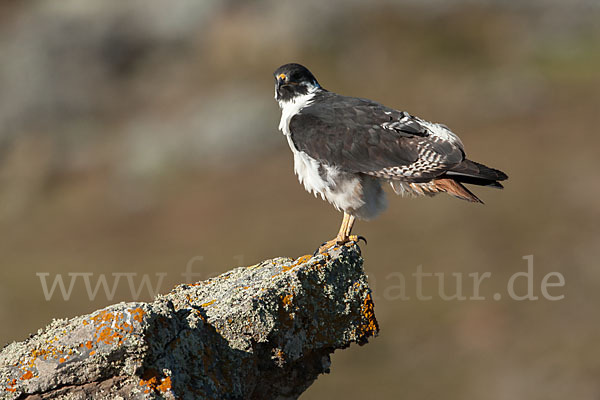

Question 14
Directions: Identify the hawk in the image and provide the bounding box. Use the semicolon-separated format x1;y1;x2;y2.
274;63;507;251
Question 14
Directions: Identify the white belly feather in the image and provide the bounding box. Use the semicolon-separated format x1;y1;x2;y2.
292;148;365;213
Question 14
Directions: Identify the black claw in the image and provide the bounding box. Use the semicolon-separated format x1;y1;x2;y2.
355;235;367;245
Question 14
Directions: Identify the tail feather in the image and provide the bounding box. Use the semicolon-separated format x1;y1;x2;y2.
447;159;508;182
390;159;506;203
449;175;505;189
433;178;483;203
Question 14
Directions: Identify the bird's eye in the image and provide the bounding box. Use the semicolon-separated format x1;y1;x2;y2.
277;73;287;82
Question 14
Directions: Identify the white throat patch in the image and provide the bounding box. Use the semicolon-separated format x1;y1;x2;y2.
277;89;317;136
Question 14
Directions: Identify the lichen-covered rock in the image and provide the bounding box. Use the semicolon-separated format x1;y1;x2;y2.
0;243;377;399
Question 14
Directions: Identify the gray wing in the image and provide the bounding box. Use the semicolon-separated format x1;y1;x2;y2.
289;93;465;182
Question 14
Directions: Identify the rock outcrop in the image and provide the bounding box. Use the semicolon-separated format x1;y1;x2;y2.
0;243;377;399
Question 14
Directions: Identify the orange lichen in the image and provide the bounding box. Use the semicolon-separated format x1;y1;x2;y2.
20;370;33;380
139;369;172;394
5;378;17;392
278;294;296;328
201;300;215;307
357;293;379;340
96;327;122;345
271;348;286;366
129;308;145;323
89;310;114;325
79;307;146;353
139;368;159;391
281;294;293;307
283;254;312;272
193;309;206;322
11;338;86;385
157;376;172;392
25;346;65;368
121;322;131;331
139;376;157;394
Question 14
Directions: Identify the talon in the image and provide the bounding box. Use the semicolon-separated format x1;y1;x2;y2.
349;235;367;245
314;239;338;256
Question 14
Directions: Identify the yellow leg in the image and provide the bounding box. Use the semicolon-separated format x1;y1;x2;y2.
317;213;362;254
335;212;356;242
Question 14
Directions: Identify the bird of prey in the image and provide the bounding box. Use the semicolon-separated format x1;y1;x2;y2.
274;63;507;251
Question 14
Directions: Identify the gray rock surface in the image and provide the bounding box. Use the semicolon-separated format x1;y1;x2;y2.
0;243;378;399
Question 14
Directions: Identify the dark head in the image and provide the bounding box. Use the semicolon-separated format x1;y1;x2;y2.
274;63;321;103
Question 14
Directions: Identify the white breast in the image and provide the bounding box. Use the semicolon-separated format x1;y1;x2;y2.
278;90;325;194
277;92;316;136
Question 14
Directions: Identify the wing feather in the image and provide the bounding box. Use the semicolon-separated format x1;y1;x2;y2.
289;92;464;181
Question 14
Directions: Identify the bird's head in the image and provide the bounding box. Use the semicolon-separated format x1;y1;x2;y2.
274;63;321;104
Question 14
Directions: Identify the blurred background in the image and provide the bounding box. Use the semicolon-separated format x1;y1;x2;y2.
1;0;599;398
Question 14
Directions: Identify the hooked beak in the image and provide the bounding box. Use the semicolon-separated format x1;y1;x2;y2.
276;73;287;89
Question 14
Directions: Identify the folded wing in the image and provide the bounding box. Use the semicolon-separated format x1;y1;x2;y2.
289;93;465;183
